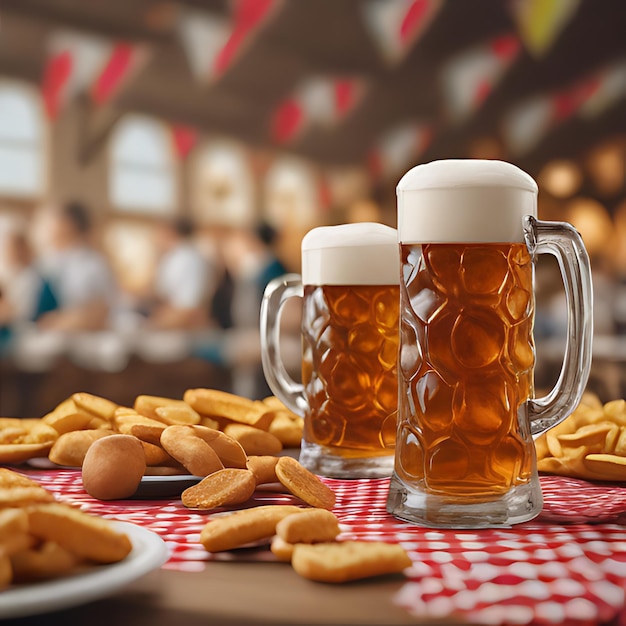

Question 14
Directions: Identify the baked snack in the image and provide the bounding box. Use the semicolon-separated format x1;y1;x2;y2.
223;424;283;456
275;456;336;510
82;434;146;500
72;392;118;422
268;413;303;448
181;469;256;509
11;541;79;581
191;426;247;469
246;456;279;485
275;508;340;544
291;541;412;583
49;429;114;467
200;505;304;552
270;536;294;562
0;487;55;508
160;425;224;477
536;395;626;481
27;503;132;563
184;389;274;430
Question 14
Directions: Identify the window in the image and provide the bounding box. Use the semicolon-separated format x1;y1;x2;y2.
264;157;318;228
109;115;177;214
190;141;254;226
0;81;46;197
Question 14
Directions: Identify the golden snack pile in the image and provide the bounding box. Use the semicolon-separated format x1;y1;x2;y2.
0;389;305;500
0;389;410;583
535;394;626;481
0;468;131;588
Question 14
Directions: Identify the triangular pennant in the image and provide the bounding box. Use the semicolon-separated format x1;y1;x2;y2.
442;34;520;122
363;0;442;64
171;124;199;159
298;77;336;125
579;60;626;118
271;76;363;144
42;30;112;119
42;51;73;119
177;10;230;82
91;43;150;106
551;77;601;122
271;98;304;144
213;0;278;77
334;79;363;118
510;0;581;58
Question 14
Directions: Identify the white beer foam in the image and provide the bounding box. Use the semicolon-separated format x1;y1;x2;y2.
397;159;538;243
302;223;399;285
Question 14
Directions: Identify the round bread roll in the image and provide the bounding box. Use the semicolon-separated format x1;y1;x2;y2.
82;434;146;500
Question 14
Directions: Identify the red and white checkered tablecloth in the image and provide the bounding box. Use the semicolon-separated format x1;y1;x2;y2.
18;469;626;626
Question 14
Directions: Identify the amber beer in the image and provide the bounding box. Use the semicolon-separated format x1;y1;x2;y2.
387;159;593;528
260;222;399;478
396;242;534;496
301;283;399;455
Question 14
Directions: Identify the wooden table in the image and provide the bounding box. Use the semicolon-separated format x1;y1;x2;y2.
10;564;436;626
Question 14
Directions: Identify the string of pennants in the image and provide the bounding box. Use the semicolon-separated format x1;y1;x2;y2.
36;0;623;181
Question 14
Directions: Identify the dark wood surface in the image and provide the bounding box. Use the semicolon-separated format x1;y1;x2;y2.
8;563;457;625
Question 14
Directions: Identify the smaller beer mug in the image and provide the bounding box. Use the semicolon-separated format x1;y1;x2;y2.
388;159;593;528
261;223;399;478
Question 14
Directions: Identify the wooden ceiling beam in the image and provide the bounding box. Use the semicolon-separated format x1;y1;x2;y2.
0;0;170;43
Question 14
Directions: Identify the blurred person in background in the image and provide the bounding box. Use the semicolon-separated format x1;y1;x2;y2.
148;216;214;330
0;229;58;356
0;230;57;327
254;222;288;294
218;222;291;398
37;201;115;331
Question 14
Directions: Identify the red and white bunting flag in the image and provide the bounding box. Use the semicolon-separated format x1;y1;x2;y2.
271;76;363;144
579;60;626;118
300;77;363;125
442;34;521;123
368;122;432;179
503;71;604;155
42;30;112;119
178;1;278;82
362;0;442;64
213;0;279;78
171;124;199;160
177;10;230;82
91;43;150;106
271;98;304;144
551;76;600;123
510;0;581;58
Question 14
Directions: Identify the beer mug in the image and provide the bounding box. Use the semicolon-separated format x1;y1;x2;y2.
261;223;399;478
387;159;593;528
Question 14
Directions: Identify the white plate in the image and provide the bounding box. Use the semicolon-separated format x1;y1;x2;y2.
0;521;168;619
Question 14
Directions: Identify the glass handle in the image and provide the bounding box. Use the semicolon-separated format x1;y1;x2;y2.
260;273;307;416
524;216;594;436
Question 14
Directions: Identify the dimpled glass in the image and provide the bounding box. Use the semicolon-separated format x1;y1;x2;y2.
301;284;399;460
395;243;535;496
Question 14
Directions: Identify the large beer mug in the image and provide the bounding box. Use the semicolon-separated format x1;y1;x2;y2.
387;159;593;528
261;223;399;478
